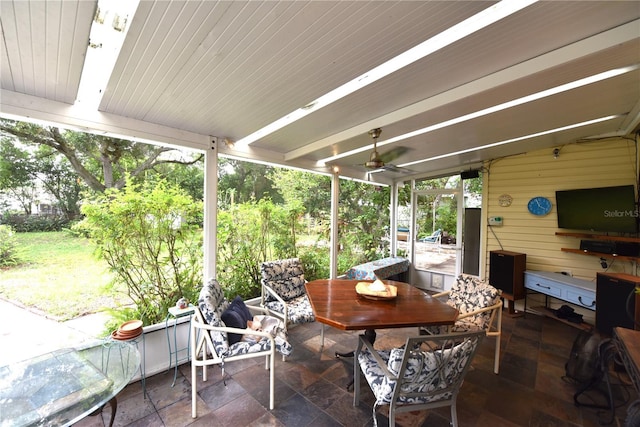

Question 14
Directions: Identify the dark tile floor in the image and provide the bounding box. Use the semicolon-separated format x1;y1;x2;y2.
76;311;637;427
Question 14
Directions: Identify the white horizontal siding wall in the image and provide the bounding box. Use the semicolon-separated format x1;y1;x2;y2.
483;138;637;282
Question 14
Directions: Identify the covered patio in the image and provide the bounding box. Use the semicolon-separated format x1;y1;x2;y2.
2;2;640;426
1;1;638;283
74;314;633;427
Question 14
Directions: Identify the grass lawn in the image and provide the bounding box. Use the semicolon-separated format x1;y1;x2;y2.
0;231;130;321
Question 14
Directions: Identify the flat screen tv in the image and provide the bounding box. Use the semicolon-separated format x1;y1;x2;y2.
556;185;638;233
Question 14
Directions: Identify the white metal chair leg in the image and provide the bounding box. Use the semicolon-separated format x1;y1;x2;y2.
268;354;275;410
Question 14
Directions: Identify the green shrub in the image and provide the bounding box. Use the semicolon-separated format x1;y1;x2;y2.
80;178;203;325
298;246;329;281
0;224;20;266
1;213;72;232
216;199;301;299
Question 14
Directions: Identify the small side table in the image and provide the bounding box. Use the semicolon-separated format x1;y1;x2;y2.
165;304;196;386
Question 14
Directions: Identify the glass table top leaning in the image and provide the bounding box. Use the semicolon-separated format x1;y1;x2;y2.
0;340;140;427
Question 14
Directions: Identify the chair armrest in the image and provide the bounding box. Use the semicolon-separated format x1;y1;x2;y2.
357;335;397;380
192;315;276;342
262;284;287;305
431;290;450;299
455;299;502;320
247;305;270;315
261;284;289;320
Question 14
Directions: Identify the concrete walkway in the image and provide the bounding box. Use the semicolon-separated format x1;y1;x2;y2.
0;298;110;366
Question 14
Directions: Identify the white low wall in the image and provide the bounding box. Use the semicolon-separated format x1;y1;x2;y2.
132;317;191;382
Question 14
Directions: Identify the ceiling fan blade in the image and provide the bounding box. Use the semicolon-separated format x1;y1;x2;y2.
369;163;414;174
361;128;412;172
379;146;410;163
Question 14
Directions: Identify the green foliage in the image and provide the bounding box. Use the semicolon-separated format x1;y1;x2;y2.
216;199;301;299
298;245;364;281
464;173;483;195
0;138;36;214
0;118;204;197
79;178;203;325
0;224;20;266
298;246;330;281
269;168;331;218
413;176;469;239
1;213;73;232
339;180;391;262
33;144;84;219
218;159;283;207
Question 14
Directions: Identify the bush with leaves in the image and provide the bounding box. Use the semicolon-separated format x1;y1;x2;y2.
80;178;202;325
1;213;72;232
0;224;20;266
216;199;302;299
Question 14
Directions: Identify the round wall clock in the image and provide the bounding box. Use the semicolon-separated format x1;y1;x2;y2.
498;194;513;207
527;196;552;216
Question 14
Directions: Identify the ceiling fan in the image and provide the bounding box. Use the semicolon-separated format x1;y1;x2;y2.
363;128;411;173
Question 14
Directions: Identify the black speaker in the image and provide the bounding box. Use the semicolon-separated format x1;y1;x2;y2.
596;273;638;335
461;170;479;180
580;240;616;254
579;240;640;257
614;242;640;257
489;250;526;300
463;208;481;275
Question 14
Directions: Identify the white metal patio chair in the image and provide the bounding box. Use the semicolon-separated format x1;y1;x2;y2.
354;330;484;427
421;274;503;374
260;258;323;348
190;278;292;416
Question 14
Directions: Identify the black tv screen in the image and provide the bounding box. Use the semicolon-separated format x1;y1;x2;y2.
556;185;638;233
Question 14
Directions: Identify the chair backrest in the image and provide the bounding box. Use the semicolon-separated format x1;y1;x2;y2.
260;258;306;302
384;331;484;405
448;274;501;328
196;278;230;355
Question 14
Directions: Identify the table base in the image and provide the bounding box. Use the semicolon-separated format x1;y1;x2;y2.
89;396;117;427
336;329;377;390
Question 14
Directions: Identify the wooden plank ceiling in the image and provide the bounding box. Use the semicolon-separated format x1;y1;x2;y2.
1;1;639;184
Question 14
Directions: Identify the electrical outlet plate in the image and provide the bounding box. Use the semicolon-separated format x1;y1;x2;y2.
432;275;443;290
488;216;503;226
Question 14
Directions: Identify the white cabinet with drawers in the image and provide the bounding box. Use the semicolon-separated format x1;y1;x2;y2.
524;270;596;311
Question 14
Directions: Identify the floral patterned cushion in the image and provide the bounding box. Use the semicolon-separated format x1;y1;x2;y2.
263;294;315;324
198;278;230;355
423;275;500;335
357;338;476;405
261;258;306;302
447;274;500;328
198;278;293;358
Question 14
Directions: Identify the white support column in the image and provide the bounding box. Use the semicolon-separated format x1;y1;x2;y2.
203;137;218;283
329;171;340;279
390;182;399;256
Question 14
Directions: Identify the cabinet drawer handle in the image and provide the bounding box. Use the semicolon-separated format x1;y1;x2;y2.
535;283;551;290
578;296;595;308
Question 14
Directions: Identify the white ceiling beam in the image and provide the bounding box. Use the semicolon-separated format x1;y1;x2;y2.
284;19;640;161
0;89;375;181
0;90;210;152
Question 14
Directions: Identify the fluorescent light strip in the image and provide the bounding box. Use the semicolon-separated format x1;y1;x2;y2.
397;115;620;168
319;64;639;165
235;0;537;147
76;0;139;109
